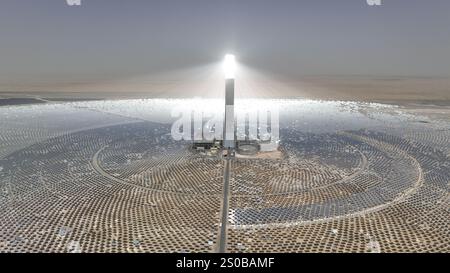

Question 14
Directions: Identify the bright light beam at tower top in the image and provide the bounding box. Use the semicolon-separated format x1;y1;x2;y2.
223;54;236;80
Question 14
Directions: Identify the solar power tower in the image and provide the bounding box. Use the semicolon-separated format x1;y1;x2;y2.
223;54;236;151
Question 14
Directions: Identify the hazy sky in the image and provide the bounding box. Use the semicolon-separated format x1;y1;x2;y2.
0;0;449;91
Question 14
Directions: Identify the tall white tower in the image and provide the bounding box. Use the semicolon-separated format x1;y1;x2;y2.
223;54;236;150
